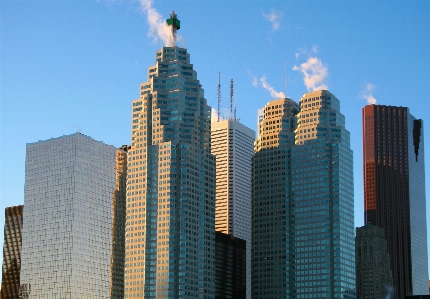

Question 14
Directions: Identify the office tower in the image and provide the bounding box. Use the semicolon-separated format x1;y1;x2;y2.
252;91;355;298
211;119;255;298
19;133;127;298
1;205;23;299
214;231;246;299
110;145;129;299
356;225;393;299
124;15;216;299
363;104;428;297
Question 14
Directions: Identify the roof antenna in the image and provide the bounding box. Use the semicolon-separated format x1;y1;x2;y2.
166;11;180;46
230;78;234;120
217;72;221;122
284;60;287;98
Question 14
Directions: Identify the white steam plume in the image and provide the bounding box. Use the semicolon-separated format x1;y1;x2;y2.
140;0;180;47
263;10;282;31
247;69;258;87
293;57;328;91
360;83;377;104
260;75;285;99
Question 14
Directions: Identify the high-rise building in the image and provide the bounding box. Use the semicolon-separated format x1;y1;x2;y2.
214;231;246;299
363;104;428;297
252;91;355;298
1;205;23;299
124;13;216;299
19;133;127;298
211;119;255;298
356;224;393;299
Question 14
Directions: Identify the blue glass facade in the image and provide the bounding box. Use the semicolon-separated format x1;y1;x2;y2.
125;46;215;299
252;91;355;298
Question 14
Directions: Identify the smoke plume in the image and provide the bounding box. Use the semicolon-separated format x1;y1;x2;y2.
360;83;377;104
293;57;328;91
140;0;181;46
260;75;285;99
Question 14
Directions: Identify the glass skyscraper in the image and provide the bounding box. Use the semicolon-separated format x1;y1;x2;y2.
124;44;216;298
19;133;127;299
363;104;428;297
252;91;355;298
1;205;23;299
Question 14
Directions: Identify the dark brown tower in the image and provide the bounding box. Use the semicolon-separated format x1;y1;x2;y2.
1;205;24;299
362;104;428;298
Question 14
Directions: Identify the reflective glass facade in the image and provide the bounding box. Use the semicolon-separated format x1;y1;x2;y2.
19;133;124;299
252;91;355;299
125;46;215;298
1;205;23;299
363;105;428;297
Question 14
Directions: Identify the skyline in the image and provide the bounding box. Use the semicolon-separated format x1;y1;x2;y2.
1;0;430;281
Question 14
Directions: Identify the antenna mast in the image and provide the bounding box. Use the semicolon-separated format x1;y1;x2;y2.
284;60;286;98
217;73;221;122
234;91;237;121
230;79;234;120
166;11;180;46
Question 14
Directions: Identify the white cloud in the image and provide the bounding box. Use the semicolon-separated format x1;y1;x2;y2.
211;107;218;123
139;0;181;46
360;83;377;104
247;70;258;87
263;10;282;31
260;75;285;99
293;57;328;91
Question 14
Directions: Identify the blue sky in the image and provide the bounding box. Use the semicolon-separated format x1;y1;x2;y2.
1;0;430;279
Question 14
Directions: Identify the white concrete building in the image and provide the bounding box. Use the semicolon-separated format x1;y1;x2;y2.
211;119;255;299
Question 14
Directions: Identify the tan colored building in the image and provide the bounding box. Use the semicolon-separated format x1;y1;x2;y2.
211;119;255;298
124;45;216;298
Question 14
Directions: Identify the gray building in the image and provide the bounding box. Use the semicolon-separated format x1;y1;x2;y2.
356;225;393;299
19;133;127;299
252;91;355;298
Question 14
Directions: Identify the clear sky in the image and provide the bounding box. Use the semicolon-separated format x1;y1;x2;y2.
1;0;430;280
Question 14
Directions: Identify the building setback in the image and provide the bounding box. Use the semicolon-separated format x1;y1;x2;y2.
356;224;393;299
124;14;216;298
211;119;255;299
252;91;355;298
1;205;23;299
363;104;428;298
19;133;127;299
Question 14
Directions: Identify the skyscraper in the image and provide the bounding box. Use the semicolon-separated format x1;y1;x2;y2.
252;91;355;298
124;13;216;298
19;133;127;298
356;224;393;299
1;205;23;299
214;231;246;299
363;104;428;297
211;119;255;298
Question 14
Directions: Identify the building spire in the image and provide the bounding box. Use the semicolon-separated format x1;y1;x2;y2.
166;11;180;46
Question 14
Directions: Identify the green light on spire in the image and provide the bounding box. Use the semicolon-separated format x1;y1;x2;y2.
166;11;180;30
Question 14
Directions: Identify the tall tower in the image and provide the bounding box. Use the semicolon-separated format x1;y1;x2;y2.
252;91;355;299
19;133;127;298
363;104;428;297
211;119;255;298
356;225;393;299
1;205;23;299
124;14;216;299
